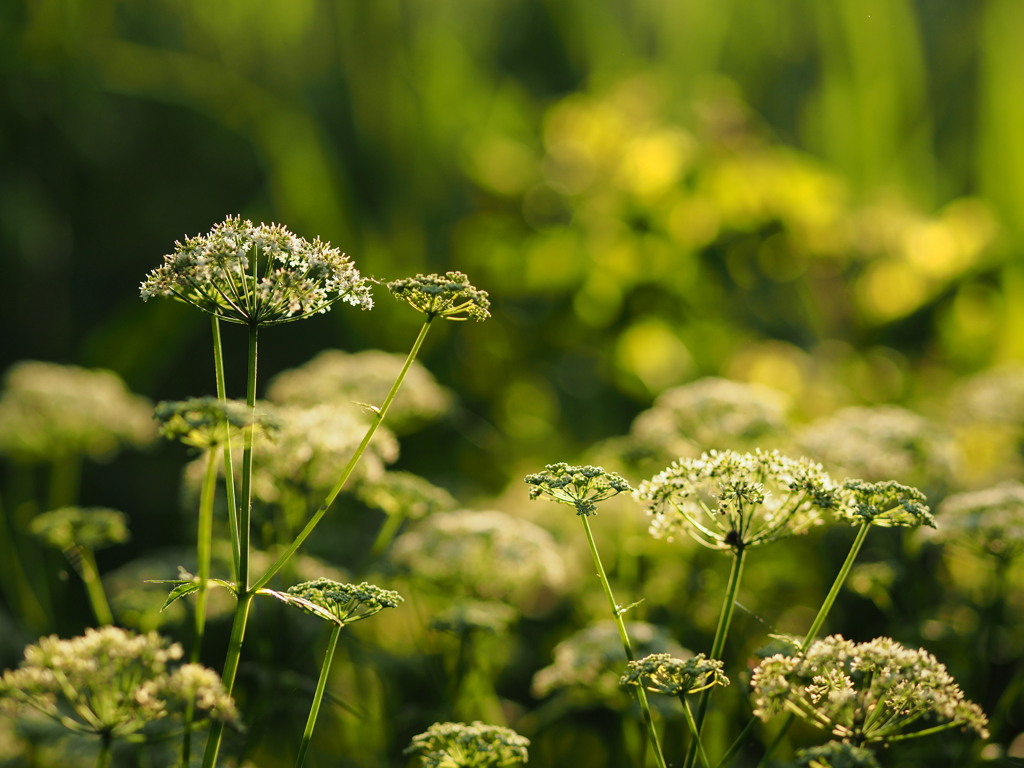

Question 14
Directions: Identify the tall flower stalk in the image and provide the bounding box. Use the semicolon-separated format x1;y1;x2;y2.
526;463;668;768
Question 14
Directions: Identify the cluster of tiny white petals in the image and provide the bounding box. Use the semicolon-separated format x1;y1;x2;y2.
405;721;529;767
284;578;403;627
525;463;633;516
637;450;839;551
931;481;1024;559
750;634;989;744
30;506;130;551
620;652;729;696
140;215;373;326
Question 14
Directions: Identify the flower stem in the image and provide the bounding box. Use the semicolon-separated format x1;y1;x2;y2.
192;448;218;661
295;623;342;768
685;547;747;768
212;317;241;581
76;546;114;626
681;696;712;768
580;514;668;768
252;318;434;593
201;590;255;768
95;733;112;768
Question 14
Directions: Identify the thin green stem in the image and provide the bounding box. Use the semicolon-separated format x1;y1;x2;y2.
681;696;712;768
295;623;342;768
201;590;255;768
580;515;668;768
95;733;112;768
49;454;81;510
212;317;241;580
192;448;219;661
685;548;746;768
369;510;406;559
76;547;114;626
252;318;434;592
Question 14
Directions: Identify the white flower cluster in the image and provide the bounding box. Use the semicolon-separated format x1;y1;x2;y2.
140;215;373;325
405;721;529;768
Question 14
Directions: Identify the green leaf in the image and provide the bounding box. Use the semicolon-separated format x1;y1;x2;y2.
257;588;341;625
147;577;239;612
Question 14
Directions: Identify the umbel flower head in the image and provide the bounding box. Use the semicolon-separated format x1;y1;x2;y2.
637;450;839;552
620;652;729;696
930;481;1024;560
283;579;403;627
154;396;278;450
525;463;633;516
791;742;881;768
30;506;130;551
387;271;491;322
0;627;237;740
836;479;935;529
140;215;373;326
404;721;529;767
750;634;989;745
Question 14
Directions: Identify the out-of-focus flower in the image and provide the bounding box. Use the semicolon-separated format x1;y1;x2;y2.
387;271;491;322
525;463;632;516
391;510;566;608
0;627;237;740
930;482;1024;560
790;742;881;768
836;479;935;529
628;377;788;462
140;215;372;325
29;507;129;551
637;450;839;551
954;364;1024;427
281;579;402;627
430;600;518;636
404;721;529;767
532;621;689;707
797;405;959;496
751;634;988;744
357;471;457;521
266;349;452;433
620;652;728;696
0;361;155;463
154;397;277;450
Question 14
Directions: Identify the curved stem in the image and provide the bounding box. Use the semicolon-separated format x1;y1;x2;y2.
580;515;668;768
295;623;342;768
686;548;747;768
252;318;433;592
212;317;241;581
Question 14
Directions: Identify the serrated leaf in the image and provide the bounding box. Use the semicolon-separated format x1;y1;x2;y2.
146;577;240;612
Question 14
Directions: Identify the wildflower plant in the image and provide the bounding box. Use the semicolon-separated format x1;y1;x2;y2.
750;634;989;746
0;627;236;768
405;721;529;768
790;742;882;768
526;463;668;768
387;271;491;322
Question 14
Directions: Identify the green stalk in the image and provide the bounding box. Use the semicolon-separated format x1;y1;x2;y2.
212;317;241;580
295;623;342;768
48;454;81;510
193;448;219;660
252;318;434;593
681;696;712;768
580;514;668;768
685;547;747;768
95;733;112;768
369;509;406;559
753;523;871;768
76;546;114;626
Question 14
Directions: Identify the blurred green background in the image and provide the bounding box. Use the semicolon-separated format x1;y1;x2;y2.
2;1;1024;766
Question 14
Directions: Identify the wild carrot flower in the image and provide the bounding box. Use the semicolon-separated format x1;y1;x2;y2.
750;634;989;745
404;721;529;767
154;397;277;450
791;742;881;768
525;463;633;516
0;627;237;740
0;361;155;463
282;579;402;627
30;506;129;551
621;653;728;696
930;481;1024;560
266;349;451;433
637;450;839;551
139;215;373;325
836;479;935;529
387;271;491;322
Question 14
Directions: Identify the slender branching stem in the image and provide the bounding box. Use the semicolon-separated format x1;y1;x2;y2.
252;318;434;592
212;317;241;580
580;515;668;768
686;547;747;768
295;623;342;768
681;696;713;768
76;546;114;627
193;448;219;661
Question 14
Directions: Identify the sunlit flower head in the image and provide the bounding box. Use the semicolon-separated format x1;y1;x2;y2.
430;600;519;636
404;721;529;768
637;450;839;552
0;627;237;741
154;396;278;450
930;481;1024;560
0;361;155;463
356;470;458;521
387;271;491;322
140;215;373;325
30;506;130;551
283;579;402;627
791;742;881;768
836;479;935;529
266;348;452;433
620;652;728;696
751;634;988;745
525;463;633;516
